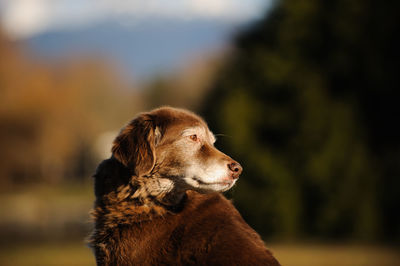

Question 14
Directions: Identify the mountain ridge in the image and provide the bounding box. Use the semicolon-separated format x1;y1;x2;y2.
25;18;239;80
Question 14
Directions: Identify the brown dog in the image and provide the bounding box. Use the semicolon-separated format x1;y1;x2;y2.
89;107;280;265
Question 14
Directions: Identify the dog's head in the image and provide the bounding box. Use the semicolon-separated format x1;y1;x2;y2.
111;107;242;193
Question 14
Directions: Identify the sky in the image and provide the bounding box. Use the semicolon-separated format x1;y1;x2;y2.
0;0;272;39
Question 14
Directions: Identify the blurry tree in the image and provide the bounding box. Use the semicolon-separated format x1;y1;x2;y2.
202;0;400;242
0;29;142;187
144;53;226;110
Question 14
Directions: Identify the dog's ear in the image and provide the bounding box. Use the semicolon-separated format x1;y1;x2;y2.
112;114;160;177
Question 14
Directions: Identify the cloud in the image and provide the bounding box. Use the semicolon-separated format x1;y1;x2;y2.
0;0;270;39
1;0;50;38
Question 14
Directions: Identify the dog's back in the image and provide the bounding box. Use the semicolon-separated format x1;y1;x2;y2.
144;191;278;265
92;187;278;265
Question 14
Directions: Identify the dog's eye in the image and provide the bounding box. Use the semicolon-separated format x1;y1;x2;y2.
189;134;198;141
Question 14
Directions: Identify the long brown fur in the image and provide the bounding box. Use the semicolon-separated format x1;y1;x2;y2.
89;107;280;265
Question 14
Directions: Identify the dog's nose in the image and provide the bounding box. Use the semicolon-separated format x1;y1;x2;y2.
228;161;243;179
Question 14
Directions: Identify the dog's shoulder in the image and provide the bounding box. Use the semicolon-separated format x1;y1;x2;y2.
184;190;240;219
180;191;258;238
174;191;280;265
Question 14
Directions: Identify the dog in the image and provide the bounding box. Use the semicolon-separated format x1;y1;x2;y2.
89;106;280;265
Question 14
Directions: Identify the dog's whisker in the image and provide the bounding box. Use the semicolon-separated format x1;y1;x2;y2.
214;133;232;138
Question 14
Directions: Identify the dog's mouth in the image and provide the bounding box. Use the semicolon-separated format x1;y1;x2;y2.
192;177;233;186
189;177;236;192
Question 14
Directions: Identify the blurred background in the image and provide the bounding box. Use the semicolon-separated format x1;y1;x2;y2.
0;0;399;265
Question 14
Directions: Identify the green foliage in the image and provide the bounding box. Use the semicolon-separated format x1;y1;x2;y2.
203;0;400;241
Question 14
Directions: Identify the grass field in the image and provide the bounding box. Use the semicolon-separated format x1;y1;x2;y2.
1;241;399;266
270;243;400;266
0;241;94;266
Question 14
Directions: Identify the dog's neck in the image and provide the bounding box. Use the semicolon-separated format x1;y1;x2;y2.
129;175;186;207
91;158;189;232
96;175;185;219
